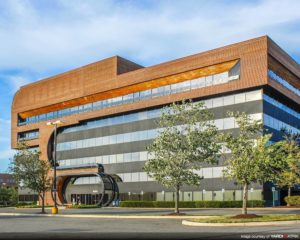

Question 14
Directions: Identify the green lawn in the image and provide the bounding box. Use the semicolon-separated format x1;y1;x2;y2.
191;214;300;223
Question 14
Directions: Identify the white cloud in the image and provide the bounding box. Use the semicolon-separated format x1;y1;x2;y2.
0;0;299;73
1;74;33;92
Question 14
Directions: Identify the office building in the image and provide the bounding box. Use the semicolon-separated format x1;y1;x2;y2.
11;36;300;206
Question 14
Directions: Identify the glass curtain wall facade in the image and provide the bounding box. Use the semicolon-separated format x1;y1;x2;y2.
55;89;265;201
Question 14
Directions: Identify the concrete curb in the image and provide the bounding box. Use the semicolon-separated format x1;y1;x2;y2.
0;213;214;219
182;219;300;227
114;207;300;211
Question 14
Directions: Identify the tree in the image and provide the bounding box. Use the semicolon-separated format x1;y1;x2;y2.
275;129;300;206
221;112;275;215
144;100;221;214
10;143;52;213
0;188;18;206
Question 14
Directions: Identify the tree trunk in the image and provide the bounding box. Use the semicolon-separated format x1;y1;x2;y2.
41;191;45;214
242;183;248;215
175;185;180;214
287;187;291;207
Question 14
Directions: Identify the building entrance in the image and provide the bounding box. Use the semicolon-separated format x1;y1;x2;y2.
70;194;101;205
53;170;120;207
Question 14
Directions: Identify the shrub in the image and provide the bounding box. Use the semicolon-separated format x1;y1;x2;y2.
66;204;101;209
284;196;300;206
119;200;265;208
16;203;53;208
15;202;36;207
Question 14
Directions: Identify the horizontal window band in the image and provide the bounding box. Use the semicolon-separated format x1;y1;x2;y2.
263;102;300;128
56;99;263;143
56;113;262;152
56;128;257;160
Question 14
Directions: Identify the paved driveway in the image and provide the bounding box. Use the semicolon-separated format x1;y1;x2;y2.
0;207;299;239
0;215;299;239
1;206;300;215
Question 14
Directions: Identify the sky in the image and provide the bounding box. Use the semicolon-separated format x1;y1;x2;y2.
0;0;300;172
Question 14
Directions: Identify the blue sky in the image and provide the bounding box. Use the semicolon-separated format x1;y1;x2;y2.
0;0;300;172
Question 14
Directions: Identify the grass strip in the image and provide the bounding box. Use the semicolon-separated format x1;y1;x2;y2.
190;214;300;223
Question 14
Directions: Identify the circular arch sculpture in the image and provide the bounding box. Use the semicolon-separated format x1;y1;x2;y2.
51;170;120;207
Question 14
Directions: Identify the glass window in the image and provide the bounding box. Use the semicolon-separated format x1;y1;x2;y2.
133;92;140;102
246;90;262;102
156;86;165;96
140;152;148;161
102;100;108;108
147;129;157;139
83;103;92;112
116;154;123;163
251;113;262;121
113;96;123;106
140;89;151;100
109;135;117;144
163;85;171;95
131;152;140;162
191;77;205;89
224;117;235;129
223;95;234;106
109;155;116;164
122;93;133;104
116;134;124;144
39;114;46;121
213;97;223;108
139;172;148;181
96;137;103;146
92;101;102;110
205;76;213;86
151;88;160;98
101;136;108;145
124;153;132;162
83;158;89;165
235;93;245;104
76;140;83;149
171;83;180;93
131;131;139;141
96;156;102;164
46;112;54;120
88;138;95;147
214;119;223;130
123;133;131;143
177;81;190;92
204;99;213;108
102;156;109;164
131;172;139;182
202;168;213;178
123;173;131;182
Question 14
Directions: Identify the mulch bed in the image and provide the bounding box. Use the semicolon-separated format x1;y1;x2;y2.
274;206;300;208
230;214;261;219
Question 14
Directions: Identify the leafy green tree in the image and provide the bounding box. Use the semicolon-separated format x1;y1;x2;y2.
10;143;52;213
144;100;221;214
275;129;300;205
0;187;18;206
221;112;275;215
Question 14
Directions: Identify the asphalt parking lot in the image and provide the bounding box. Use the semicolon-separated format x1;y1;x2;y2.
0;207;299;239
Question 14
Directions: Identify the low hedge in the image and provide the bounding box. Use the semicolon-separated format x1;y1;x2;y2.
119;200;265;208
16;204;53;208
284;196;300;206
15;202;36;207
66;204;101;209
